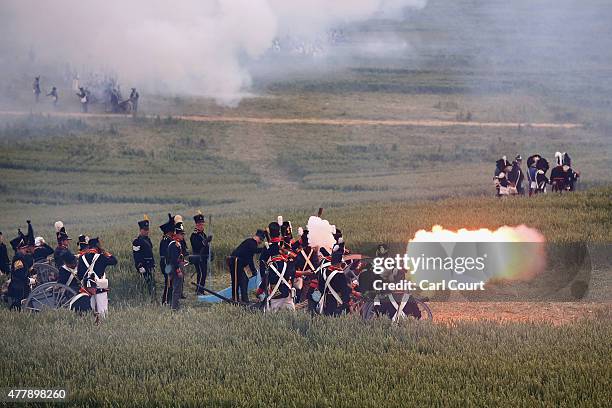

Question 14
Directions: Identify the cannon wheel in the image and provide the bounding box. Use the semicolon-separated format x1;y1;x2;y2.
24;282;77;312
32;262;59;285
360;297;433;321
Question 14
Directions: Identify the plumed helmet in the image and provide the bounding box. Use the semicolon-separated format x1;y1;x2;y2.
138;214;150;230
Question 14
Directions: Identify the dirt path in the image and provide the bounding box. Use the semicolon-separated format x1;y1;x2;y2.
430;301;610;325
0;110;582;129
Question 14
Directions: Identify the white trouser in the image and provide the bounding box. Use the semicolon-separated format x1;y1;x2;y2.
268;296;295;312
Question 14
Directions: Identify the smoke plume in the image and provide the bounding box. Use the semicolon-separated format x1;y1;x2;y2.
0;0;426;105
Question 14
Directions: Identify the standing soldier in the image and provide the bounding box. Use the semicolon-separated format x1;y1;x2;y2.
78;237;117;321
317;239;350;316
259;222;295;311
76;87;89;113
159;214;174;305
130;88;140;113
167;219;187;310
47;86;58;108
33;76;41;103
33;236;54;263
190;211;212;295
228;229;266;302
0;232;11;275
294;228;319;304
8;230;34;310
77;235;89;255
174;215;189;300
132;215;156;297
53;221;73;270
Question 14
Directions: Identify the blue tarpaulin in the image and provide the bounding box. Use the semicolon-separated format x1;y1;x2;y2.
197;272;261;303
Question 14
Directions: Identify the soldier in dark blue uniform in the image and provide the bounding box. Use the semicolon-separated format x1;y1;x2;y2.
78;237;117;319
53;221;73;270
33;76;41;103
259;222;295;311
508;155;525;195
47;86;58;107
228;229;265;302
159;214;174;305
33;235;54;263
57;251;81;292
0;232;10;275
130;88;140;113
132;215;156;296
551;152;580;192
293;228;320;303
7;229;34;310
167;220;187;310
190;211;212;295
77;235;89;254
317;239;350;316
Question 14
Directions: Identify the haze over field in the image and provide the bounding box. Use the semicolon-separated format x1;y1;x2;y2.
1;0;611;106
0;0;427;104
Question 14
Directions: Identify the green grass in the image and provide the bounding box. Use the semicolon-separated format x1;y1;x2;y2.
0;2;611;404
0;306;610;407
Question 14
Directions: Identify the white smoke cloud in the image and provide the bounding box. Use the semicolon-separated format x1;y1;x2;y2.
1;0;426;105
306;216;337;254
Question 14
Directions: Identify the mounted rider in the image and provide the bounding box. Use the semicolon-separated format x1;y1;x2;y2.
493;156;512;196
550;152;579;192
526;154;551;195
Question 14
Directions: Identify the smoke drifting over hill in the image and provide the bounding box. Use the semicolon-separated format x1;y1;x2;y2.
0;0;426;105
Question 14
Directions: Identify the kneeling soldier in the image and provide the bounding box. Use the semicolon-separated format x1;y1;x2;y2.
132;215;156;297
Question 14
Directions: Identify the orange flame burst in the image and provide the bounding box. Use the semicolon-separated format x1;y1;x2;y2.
408;225;546;281
410;225;545;243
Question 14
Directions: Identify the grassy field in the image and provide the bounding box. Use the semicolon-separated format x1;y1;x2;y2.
0;306;610;407
0;0;611;405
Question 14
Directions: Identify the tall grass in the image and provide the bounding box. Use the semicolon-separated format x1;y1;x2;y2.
0;306;609;406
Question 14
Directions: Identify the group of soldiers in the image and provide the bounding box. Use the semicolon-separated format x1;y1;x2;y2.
131;212;212;311
227;217;353;315
1;210;411;318
0;220;116;318
494;152;580;197
32;76;140;114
